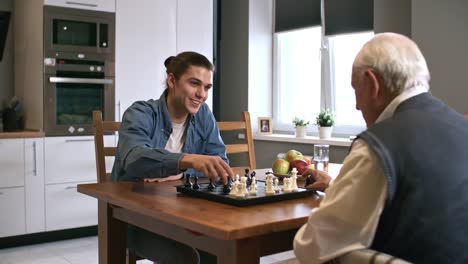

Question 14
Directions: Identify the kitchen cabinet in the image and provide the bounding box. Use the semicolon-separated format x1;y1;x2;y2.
44;0;116;12
25;138;46;233
0;138;45;237
44;135;114;231
45;181;97;231
115;0;213;121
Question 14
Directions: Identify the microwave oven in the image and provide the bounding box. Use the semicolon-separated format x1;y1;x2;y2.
43;5;115;54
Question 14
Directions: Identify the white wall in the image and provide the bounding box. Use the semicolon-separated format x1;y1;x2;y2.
248;0;273;131
0;0;13;109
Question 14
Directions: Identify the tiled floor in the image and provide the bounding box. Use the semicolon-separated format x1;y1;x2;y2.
0;236;297;264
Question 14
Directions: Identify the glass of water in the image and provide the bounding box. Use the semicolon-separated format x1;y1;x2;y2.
313;144;329;172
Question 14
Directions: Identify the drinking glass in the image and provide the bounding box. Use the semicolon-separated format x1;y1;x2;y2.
313;144;329;172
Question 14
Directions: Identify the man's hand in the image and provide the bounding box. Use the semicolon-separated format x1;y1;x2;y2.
302;168;331;192
179;154;234;185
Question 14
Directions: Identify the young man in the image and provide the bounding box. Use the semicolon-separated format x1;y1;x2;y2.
112;51;233;263
295;33;468;263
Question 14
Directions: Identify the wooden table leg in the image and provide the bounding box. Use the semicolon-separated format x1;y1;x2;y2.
98;201;126;264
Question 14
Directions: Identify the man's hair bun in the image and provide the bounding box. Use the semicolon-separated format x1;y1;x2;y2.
164;56;176;68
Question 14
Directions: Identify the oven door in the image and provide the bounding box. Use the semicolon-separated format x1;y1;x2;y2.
44;76;115;136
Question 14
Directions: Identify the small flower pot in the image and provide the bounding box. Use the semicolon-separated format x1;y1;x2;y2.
318;126;332;139
295;126;307;138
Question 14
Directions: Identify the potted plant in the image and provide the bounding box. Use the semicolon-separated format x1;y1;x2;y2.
315;109;335;139
292;117;310;138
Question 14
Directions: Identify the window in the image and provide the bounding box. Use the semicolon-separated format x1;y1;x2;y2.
273;27;321;131
273;27;373;136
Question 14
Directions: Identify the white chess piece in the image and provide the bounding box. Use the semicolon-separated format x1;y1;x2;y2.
240;176;249;195
283;177;292;192
265;174;275;195
274;178;280;192
235;182;246;197
229;181;238;196
291;168;299;191
249;176;257;195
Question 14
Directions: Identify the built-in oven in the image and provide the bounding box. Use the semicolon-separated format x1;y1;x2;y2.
43;51;114;136
43;5;115;55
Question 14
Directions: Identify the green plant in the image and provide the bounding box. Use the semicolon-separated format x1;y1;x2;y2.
292;117;310;127
316;109;336;127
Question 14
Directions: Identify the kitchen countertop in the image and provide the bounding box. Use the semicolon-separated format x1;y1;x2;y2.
0;130;45;139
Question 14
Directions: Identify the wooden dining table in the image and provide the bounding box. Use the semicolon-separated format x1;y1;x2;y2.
77;166;341;264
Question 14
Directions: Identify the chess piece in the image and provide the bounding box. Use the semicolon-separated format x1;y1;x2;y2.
193;176;200;190
283;177;291;192
229;180;238;196
290;168;299;191
184;173;192;188
222;184;231;195
249;176;257;195
274;178;280;192
235;182;246;197
265;174;275;195
208;179;216;191
240;176;249;194
245;168;252;186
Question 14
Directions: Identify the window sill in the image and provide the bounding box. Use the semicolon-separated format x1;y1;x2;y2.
253;133;352;147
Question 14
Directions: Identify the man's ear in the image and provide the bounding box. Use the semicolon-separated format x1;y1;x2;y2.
365;69;380;98
167;73;176;89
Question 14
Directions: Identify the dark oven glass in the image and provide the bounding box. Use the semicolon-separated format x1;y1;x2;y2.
56;83;104;125
53;19;97;47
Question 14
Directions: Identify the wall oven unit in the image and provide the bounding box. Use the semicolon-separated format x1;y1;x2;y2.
44;51;114;136
44;5;115;54
43;5;115;136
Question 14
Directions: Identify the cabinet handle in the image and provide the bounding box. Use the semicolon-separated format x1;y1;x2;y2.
33;141;37;176
118;101;121;122
65;139;94;143
65;186;78;190
65;1;98;7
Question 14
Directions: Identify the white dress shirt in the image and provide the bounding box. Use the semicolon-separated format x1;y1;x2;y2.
293;86;428;263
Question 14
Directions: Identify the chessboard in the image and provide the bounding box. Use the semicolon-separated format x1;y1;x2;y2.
176;180;316;207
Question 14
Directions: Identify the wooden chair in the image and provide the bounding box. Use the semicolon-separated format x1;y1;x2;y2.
92;110;142;264
217;111;256;176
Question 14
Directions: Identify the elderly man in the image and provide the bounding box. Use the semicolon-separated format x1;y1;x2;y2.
294;33;468;263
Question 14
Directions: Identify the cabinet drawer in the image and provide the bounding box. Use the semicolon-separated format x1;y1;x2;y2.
45;181;97;231
45;136;115;184
44;0;116;12
0;187;26;237
0;139;25;188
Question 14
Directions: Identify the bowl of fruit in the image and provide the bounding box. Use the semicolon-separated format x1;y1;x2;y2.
271;149;312;181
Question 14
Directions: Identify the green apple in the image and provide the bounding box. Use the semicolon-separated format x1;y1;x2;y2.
272;159;290;174
285;149;304;163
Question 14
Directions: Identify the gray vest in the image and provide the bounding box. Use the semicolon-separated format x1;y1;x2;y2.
357;93;468;263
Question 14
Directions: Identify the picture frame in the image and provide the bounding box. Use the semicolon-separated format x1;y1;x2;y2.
258;117;273;134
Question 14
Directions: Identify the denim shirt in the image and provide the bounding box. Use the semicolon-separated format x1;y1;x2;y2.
111;90;228;182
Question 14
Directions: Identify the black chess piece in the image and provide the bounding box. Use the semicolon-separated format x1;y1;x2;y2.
193;176;200;190
222;184;231;195
208;178;216;191
249;171;256;186
184;173;192;188
245;168;251;186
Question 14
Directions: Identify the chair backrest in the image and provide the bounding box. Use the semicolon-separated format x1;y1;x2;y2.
93;110;120;183
217;112;256;176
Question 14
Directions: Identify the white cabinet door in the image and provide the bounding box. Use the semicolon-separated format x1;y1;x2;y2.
0;187;26;237
45;136;97;184
45;181;97;231
24;138;46;234
44;0;116;12
115;0;177;120
0;139;25;188
44;135;115;184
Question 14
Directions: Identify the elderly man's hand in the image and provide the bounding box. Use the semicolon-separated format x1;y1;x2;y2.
302;168;331;192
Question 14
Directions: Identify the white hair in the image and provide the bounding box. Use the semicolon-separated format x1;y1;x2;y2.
353;32;431;94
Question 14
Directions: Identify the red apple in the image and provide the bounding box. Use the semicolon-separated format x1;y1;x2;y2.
291;159;309;175
285;149;304;163
272;159;290;174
